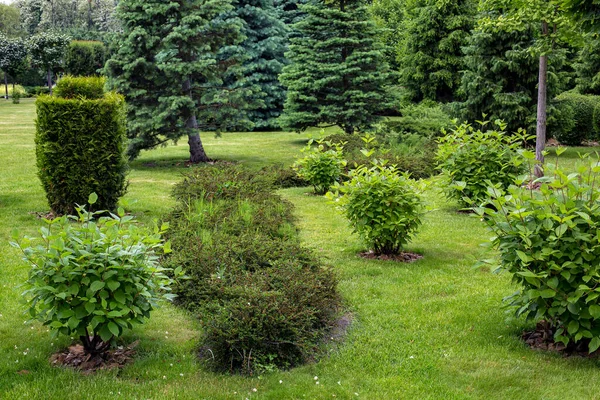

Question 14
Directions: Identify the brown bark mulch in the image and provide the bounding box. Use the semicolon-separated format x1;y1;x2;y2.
50;340;139;373
359;250;423;263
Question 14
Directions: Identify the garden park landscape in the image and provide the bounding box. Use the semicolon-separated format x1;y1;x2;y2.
3;0;600;399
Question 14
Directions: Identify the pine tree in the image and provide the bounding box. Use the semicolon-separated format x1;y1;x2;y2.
575;36;600;95
106;0;250;162
398;0;476;103
280;0;392;135
228;0;287;130
274;0;307;27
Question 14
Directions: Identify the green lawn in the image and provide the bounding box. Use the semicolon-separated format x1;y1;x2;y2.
2;99;600;399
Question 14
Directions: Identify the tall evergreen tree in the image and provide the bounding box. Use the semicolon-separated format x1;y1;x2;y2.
228;0;287;130
274;0;307;26
575;36;600;95
106;0;249;163
280;0;393;134
398;0;476;103
370;0;404;69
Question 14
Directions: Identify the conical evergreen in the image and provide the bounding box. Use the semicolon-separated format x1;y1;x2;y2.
226;0;287;130
280;0;393;134
398;0;475;103
105;0;249;162
274;0;308;27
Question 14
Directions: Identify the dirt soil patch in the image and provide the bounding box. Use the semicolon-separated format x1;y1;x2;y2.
359;250;423;263
522;321;599;357
50;341;139;373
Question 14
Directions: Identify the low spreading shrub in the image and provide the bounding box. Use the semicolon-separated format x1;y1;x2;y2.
165;164;341;374
35;79;127;215
478;150;600;352
54;75;106;100
436;121;527;208
550;92;600;145
293;139;346;195
11;194;179;356
266;164;309;188
328;158;423;255
384;103;452;138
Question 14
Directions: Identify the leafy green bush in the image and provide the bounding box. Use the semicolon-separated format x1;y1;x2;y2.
293;139;346;195
11;194;178;356
165;164;341;374
23;86;50;97
478;150;600;352
54;75;106;100
35;89;128;215
12;91;20;104
328;159;424;255
64;40;107;77
550;92;600;145
436;121;526;208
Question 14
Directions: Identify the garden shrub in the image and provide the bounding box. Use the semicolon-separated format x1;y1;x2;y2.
54;75;106;100
293;139;346;195
24;86;50;97
64;40;107;77
478;150;600;352
36;83;128;215
384;103;453;138
266;164;309;188
550;92;600;145
11;194;179;356
436;121;527;208
165;164;341;374
328;159;423;255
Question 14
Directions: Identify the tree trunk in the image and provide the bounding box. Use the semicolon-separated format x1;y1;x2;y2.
47;68;53;96
4;72;8;100
535;21;549;178
183;78;209;163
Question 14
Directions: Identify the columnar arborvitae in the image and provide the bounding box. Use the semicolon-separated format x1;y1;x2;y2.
280;0;393;134
398;0;476;103
228;0;287;130
106;0;249;162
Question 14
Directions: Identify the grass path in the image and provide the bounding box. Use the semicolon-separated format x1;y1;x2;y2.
2;99;600;399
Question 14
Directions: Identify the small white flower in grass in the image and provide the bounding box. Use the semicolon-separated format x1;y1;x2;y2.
354;393;359;396
314;376;318;380
165;331;169;335
165;336;168;339
163;376;167;380
14;345;17;349
23;352;27;356
337;381;341;385
279;380;283;384
316;381;320;385
180;373;183;377
409;356;414;359
170;363;173;367
252;388;257;392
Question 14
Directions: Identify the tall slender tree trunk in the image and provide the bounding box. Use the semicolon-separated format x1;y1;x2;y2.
47;68;53;96
183;78;209;163
4;72;8;100
535;21;549;178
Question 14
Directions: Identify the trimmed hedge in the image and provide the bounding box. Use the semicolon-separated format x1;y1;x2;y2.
64;40;107;77
551;93;600;145
54;75;106;99
35;86;128;215
165;165;341;374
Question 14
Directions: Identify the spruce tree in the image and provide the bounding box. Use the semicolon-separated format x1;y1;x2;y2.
228;0;287;130
398;0;476;103
280;0;392;135
274;0;308;27
106;0;249;162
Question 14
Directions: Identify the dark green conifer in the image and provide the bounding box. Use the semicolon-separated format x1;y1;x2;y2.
575;36;600;95
105;0;249;162
280;0;393;134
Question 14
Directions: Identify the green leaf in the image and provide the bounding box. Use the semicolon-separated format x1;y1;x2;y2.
107;281;120;291
590;337;600;353
568;320;579;335
108;322;120;337
88;192;98;205
90;280;105;292
589;305;600;319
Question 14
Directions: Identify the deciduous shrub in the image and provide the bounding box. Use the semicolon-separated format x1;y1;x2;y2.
165;164;341;374
478;150;600;352
436;121;526;208
328;159;424;255
35;79;127;215
11;194;179;356
23;86;50;97
64;40;106;77
293;139;346;195
54;75;106;99
550;92;600;145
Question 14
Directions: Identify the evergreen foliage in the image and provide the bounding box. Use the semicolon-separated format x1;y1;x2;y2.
274;0;307;27
106;0;250;162
398;0;476;103
369;0;404;69
280;0;393;134
64;40;106;76
228;0;287;130
575;36;600;95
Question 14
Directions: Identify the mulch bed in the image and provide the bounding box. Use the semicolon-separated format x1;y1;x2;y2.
359;250;423;263
50;341;139;373
522;321;598;357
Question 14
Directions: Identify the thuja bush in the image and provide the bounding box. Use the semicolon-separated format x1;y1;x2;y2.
478;150;600;352
11;194;180;356
551;93;600;145
165;165;340;374
64;40;106;77
436;121;527;208
328;158;424;255
54;75;106;100
293;138;346;195
36;80;127;215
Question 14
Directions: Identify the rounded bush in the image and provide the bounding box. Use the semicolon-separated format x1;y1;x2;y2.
35;87;128;215
54;75;106;100
64;40;107;77
293;139;346;195
551;93;600;145
329;160;423;255
436;121;526;208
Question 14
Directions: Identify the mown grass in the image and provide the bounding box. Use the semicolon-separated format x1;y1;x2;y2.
2;99;600;399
